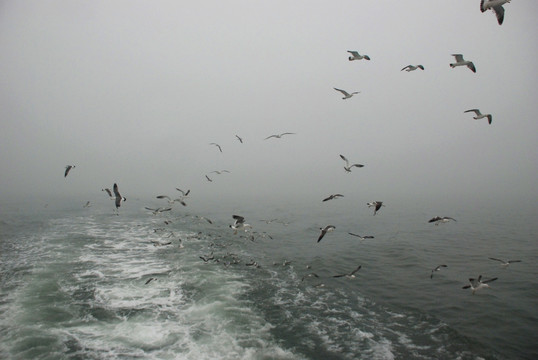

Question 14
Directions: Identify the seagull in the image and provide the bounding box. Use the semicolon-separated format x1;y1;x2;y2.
333;88;360;100
210;143;223;152
348;233;374;240
235;135;243;143
194;215;213;224
401;65;424;72
264;132;295;140
145;207;172;214
102;188;113;198
323;194;344;202
339;154;364;173
156;195;187;206
64;165;75;178
367;201;385;215
464;109;492;124
428;216;457;225
462;275;498;294
205;175;213;182
317;225;336;243
230;215;251;234
83;201;91;208
488;257;522;267
430;264;447;279
450;54;476;73
480;0;510;25
145;277;156;285
175;188;190;197
211;170;231;175
113;183;126;209
333;265;362;278
347;51;370;61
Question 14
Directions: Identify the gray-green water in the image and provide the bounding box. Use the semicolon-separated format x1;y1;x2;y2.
1;197;537;359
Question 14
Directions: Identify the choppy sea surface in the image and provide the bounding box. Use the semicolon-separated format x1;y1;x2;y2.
1;197;537;360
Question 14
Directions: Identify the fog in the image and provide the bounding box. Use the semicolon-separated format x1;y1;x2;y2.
1;1;537;210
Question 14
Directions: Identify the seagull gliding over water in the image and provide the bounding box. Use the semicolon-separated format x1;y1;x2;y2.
317;225;336;243
462;275;498;294
488;257;521;267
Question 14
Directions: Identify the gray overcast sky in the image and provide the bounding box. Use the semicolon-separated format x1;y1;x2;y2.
1;1;537;208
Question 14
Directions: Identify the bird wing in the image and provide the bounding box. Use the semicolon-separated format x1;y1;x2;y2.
103;188;113;197
333;88;350;96
429;217;441;223
235;135;243;143
493;5;505;25
113;183;120;197
452;54;464;62
468;62;476;73
488;257;505;263
482;277;498;284
464;109;481;115
350;164;364;168
322;195;333;202
350;265;362;275
264;135;277;140
280;132;295;136
232;215;245;223
401;65;411;71
507;260;521;263
347;50;360;57
348;232;362;238
332;273;347;278
339;154;350;166
157;195;171;200
487;115;492;124
64;166;71;177
317;229;326;243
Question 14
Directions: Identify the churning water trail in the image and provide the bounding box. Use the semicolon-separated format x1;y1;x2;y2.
1;200;537;359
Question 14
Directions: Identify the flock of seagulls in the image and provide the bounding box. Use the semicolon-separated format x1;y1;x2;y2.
61;1;519;298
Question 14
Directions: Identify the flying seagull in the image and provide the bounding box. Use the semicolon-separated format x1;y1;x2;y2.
333;88;360;100
83;201;91;208
339;154;364;173
175;188;190;197
480;0;510;25
156;195;187;206
113;183;126;209
205;175;213;182
450;54;476;73
333;265;362;278
462;275;498;294
210;143;223;152
211;170;231;175
317;225;336;243
347;51;370;61
64;165;75;178
348;233;374;240
230;215;251;234
235;135;243;143
145;207;172;215
323;194;344;202
488;257;522;267
401;65;424;72
428;216;457;225
367;201;385;215
464;109;492;125
430;264;447;279
264;132;295;140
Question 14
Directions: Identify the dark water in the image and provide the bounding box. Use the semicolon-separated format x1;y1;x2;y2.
1;198;537;359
